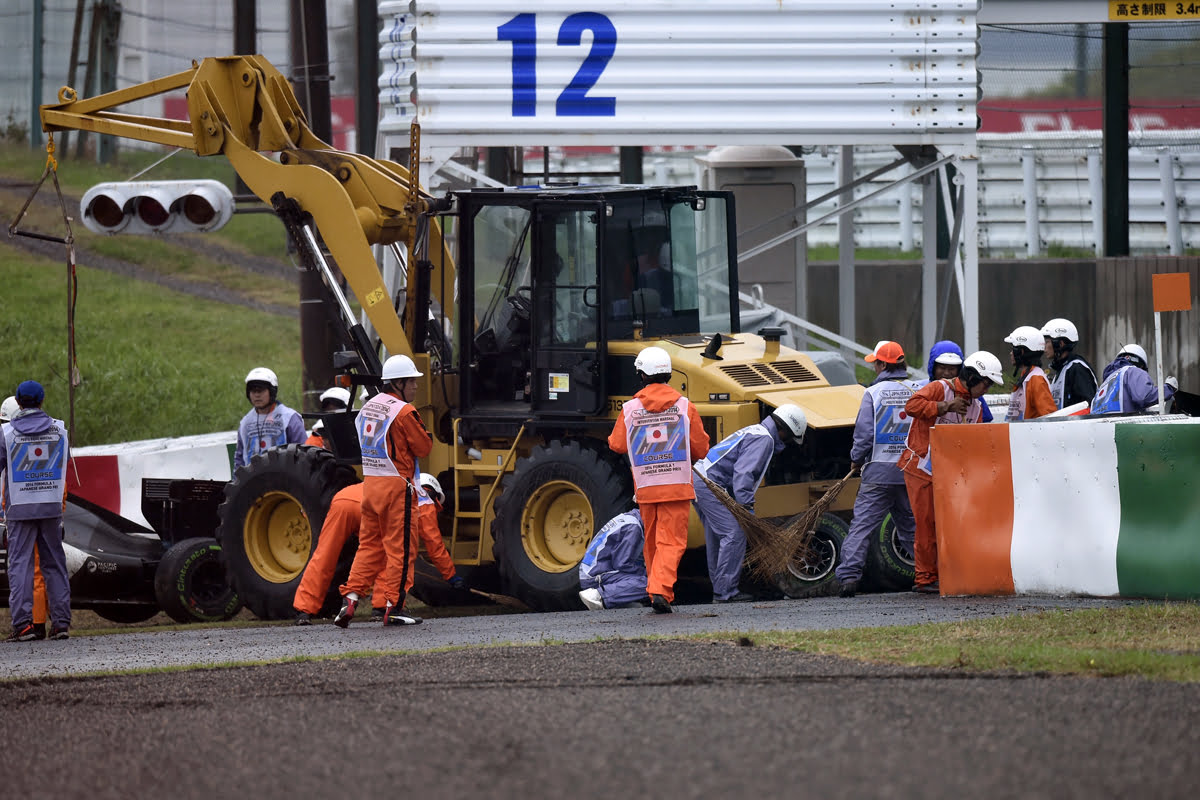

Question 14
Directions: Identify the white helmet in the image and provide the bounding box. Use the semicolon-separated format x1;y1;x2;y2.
1003;326;1044;352
381;354;423;380
770;404;808;441
0;395;17;423
245;367;278;388
419;472;445;504
963;351;1004;385
1041;318;1079;343
1119;343;1148;367
319;386;351;408
634;346;672;377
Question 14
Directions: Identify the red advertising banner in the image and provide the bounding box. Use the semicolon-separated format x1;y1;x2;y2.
979;98;1200;134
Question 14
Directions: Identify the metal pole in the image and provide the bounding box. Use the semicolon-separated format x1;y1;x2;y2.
61;0;87;156
1087;150;1104;255
30;0;43;149
837;145;855;351
233;0;256;196
1154;311;1165;415
76;5;100;159
1022;146;1039;257
290;0;337;410
619;146;643;184
1102;22;1130;257
1157;147;1182;256
922;174;937;370
96;0;122;164
899;165;914;252
290;0;332;143
961;156;980;354
355;0;378;157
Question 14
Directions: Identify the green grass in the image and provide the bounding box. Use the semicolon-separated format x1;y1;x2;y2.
0;249;301;445
808;245;922;262
705;604;1200;682
0;140;288;260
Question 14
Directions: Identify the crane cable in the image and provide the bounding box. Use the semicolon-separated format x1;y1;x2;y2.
7;134;80;439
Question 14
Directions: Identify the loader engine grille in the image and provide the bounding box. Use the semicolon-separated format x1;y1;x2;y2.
718;360;819;387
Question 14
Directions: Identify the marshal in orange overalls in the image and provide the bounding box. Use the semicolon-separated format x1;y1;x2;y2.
609;382;709;603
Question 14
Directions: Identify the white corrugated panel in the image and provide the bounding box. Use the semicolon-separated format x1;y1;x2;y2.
382;0;979;146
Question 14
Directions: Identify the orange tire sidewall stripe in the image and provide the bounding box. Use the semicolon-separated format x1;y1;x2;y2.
932;423;1015;595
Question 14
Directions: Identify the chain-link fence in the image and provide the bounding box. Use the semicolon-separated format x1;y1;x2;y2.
0;0;360;151
980;22;1200;151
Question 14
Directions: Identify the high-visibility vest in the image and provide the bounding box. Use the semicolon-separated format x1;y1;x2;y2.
1049;359;1096;408
621;396;693;490
357;393;415;479
1006;366;1050;421
1090;365;1133;415
866;378;922;466
2;418;69;509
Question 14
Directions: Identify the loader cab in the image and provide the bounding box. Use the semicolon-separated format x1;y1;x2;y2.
455;186;737;432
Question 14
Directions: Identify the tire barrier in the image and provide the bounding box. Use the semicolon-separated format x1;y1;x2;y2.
932;416;1200;599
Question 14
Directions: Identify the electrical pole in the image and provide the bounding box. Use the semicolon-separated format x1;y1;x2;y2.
30;0;43;149
289;0;338;410
1102;23;1130;257
354;0;378;157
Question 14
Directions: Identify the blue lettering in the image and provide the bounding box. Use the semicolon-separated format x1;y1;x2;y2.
498;12;618;118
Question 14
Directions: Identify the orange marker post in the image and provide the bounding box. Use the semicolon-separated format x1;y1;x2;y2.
1151;272;1193;414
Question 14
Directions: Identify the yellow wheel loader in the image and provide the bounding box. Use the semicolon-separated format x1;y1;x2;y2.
39;56;865;615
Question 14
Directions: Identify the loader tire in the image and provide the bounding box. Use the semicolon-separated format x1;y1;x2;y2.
774;513;847;599
154;537;242;623
863;512;915;592
217;445;357;620
492;441;633;611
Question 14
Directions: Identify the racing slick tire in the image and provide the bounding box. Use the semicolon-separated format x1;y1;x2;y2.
154;537;243;623
863;512;916;592
217;445;358;620
774;512;848;599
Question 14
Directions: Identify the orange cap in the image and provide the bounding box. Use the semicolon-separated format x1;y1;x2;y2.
865;341;905;364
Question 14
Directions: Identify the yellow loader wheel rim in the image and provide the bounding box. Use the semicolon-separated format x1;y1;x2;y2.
243;490;311;583
521;479;594;574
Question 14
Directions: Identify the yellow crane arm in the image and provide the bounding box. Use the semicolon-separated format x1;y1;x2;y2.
38;54;457;363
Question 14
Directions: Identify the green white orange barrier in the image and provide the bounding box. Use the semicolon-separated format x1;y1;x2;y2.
933;417;1200;599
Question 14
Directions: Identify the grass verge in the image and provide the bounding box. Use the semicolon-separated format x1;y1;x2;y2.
0;249;301;445
705;604;1200;682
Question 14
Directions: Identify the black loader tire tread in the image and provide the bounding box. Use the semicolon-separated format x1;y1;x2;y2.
153;536;243;623
491;440;633;611
216;445;357;620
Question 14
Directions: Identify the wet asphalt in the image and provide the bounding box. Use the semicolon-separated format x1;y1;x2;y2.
2;594;1196;799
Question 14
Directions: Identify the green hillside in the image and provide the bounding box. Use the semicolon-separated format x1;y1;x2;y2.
1;141;302;446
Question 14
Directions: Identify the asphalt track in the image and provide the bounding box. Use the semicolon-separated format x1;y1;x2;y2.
3;594;1197;799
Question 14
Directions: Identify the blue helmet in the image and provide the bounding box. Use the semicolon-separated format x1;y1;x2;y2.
927;341;964;373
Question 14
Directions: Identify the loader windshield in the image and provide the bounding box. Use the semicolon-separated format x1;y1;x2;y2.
604;192;736;338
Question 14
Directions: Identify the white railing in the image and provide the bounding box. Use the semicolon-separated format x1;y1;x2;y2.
560;131;1200;257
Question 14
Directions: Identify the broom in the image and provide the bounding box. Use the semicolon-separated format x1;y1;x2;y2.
693;469;791;582
756;469;857;582
469;587;532;611
694;468;857;583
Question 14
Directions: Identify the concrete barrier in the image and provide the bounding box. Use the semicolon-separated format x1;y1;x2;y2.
932;416;1200;600
67;432;237;528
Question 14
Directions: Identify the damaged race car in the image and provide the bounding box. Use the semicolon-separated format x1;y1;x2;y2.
0;482;241;625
